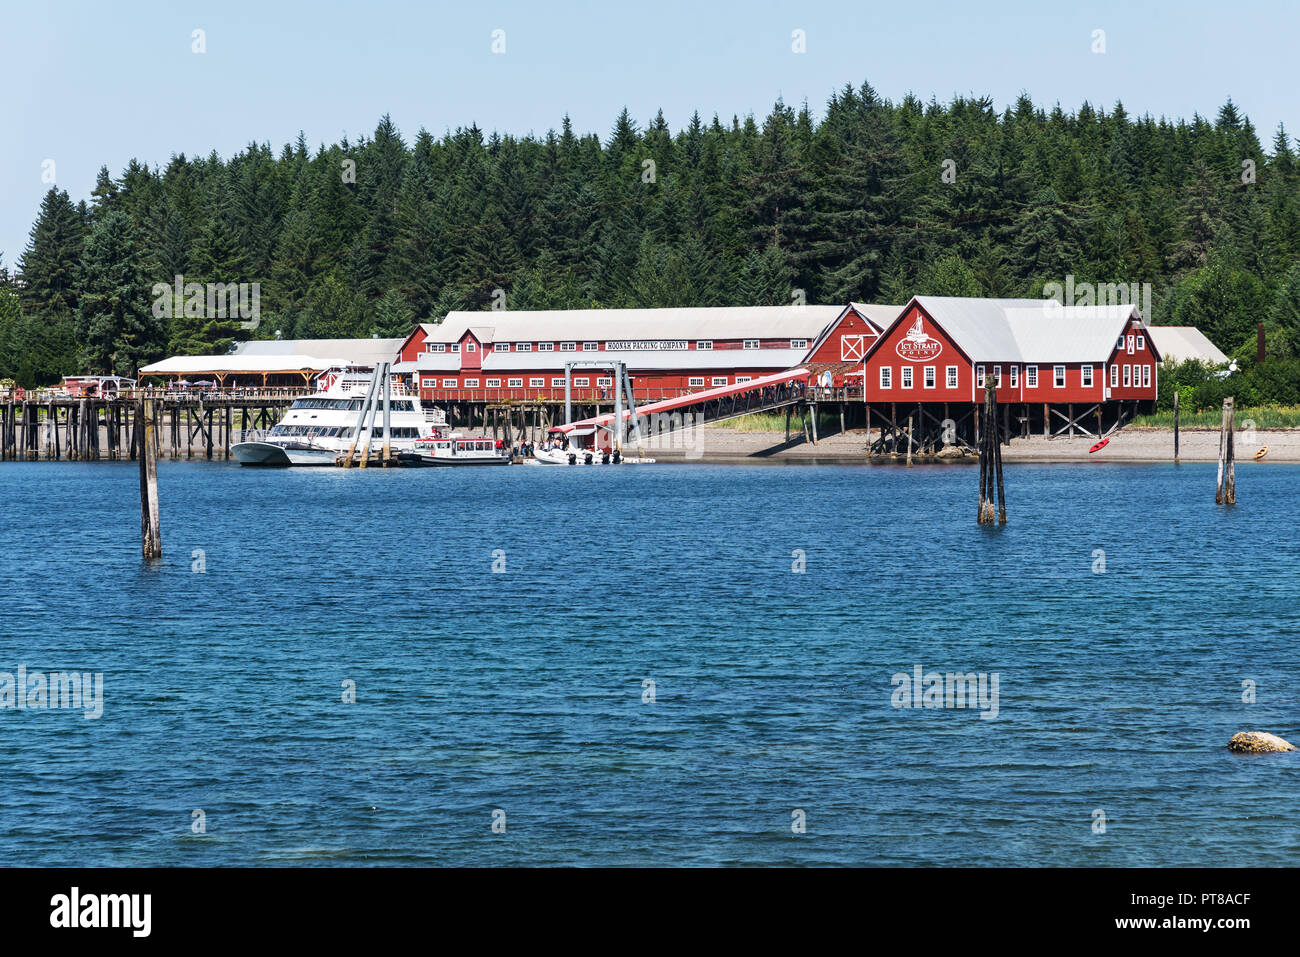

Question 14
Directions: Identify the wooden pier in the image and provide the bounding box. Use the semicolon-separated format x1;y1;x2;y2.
0;392;298;462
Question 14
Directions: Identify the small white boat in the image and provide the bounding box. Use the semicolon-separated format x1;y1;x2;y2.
396;435;511;467
531;426;655;465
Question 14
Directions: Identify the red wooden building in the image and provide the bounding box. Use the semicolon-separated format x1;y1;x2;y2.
393;305;845;404
858;296;1160;442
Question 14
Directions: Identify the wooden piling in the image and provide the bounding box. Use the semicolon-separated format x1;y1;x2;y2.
905;414;914;467
978;381;1005;524
1172;391;1180;464
138;398;161;559
1216;397;1236;505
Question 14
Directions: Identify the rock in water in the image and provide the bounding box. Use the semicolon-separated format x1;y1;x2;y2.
1227;731;1297;753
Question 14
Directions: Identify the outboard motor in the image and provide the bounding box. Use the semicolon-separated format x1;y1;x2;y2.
584;452;594;465
612;449;621;464
601;452;610;465
567;452;577;465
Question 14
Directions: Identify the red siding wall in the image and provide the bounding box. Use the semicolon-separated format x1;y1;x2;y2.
862;303;974;403
807;306;883;363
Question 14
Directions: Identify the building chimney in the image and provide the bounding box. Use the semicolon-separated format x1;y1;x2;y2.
1258;321;1266;364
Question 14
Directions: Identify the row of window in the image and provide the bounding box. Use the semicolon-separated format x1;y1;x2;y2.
419;375;754;390
290;398;416;412
270;425;421;439
423;339;809;354
877;363;1152;390
422;376;616;389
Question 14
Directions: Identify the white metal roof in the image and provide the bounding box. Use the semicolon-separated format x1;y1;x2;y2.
137;355;337;375
475;348;809;372
1147;326;1228;365
847;302;905;330
424;305;843;344
903;297;1143;363
231;337;404;366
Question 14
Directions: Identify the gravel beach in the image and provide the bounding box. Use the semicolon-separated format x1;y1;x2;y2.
644;426;1300;464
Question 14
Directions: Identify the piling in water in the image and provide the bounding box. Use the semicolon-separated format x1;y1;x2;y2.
137;399;161;559
1216;396;1235;505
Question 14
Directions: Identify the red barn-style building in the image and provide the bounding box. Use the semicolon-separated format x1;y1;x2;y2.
394;305;845;404
859;296;1160;441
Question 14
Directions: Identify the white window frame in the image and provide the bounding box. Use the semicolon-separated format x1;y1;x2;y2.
529;377;545;388
496;342;510;352
1053;365;1065;388
464;378;479;388
879;366;892;389
1110;364;1118;388
923;366;936;389
993;365;1002;387
946;365;958;389
507;378;523;388
596;377;612;387
1081;365;1093;388
573;376;589;386
450;343;460;353
1142;365;1151;388
441;378;457;388
537;343;552;352
976;365;986;387
901;366;913;390
711;376;728;386
742;339;760;350
560;342;577;352
688;377;705;387
551;378;566;388
789;339;808;350
1026;365;1037;388
518;342;533;352
696;340;713;351
426;343;446;353
485;378;501;388
1136;335;1145;351
464;341;476;353
736;376;752;383
583;342;599;352
1123;365;1131;387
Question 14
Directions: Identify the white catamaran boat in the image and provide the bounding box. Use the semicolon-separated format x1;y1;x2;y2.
232;366;445;466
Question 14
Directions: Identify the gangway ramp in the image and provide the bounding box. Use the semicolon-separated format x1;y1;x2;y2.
556;367;810;441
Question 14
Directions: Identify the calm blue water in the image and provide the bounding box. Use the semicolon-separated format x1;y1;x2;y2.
0;458;1297;866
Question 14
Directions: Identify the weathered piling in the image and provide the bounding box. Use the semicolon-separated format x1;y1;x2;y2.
1172;390;1180;464
905;414;914;467
1216;396;1236;505
977;381;1006;525
137;399;161;559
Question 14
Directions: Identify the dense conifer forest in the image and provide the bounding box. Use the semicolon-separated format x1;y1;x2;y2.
3;82;1299;405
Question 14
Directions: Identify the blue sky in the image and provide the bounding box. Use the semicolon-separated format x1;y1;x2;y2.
3;0;1296;265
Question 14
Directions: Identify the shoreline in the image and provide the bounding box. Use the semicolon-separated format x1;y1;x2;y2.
642;425;1300;465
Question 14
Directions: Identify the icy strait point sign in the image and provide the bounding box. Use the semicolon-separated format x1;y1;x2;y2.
896;317;942;361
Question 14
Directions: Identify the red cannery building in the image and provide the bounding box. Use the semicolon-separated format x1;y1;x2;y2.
858;296;1161;442
393;305;845;404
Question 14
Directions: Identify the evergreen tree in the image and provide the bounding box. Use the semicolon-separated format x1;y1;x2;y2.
75;210;162;374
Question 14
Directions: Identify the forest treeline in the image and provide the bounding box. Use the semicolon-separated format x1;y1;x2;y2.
3;81;1300;405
